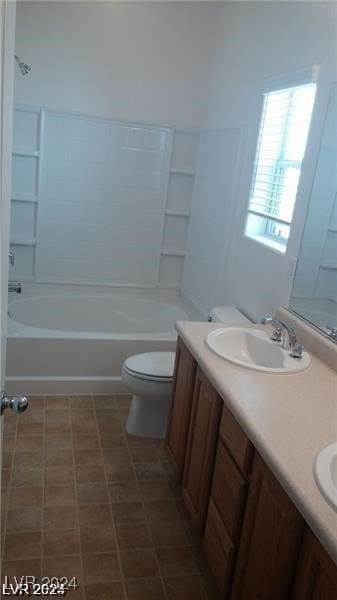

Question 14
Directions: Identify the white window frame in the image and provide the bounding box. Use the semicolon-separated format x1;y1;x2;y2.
245;65;319;254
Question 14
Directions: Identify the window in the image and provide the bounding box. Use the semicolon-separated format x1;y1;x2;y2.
245;82;316;253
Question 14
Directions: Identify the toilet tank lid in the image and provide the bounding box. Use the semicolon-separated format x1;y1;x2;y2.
210;306;251;325
124;352;175;379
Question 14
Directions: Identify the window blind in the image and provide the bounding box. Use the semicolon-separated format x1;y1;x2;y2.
246;82;316;251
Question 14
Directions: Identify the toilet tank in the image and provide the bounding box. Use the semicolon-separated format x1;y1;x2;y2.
209;306;251;325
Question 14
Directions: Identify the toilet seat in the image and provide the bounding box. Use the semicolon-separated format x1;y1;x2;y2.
123;352;175;382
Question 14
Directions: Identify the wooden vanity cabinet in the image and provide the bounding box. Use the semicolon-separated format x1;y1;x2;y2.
182;366;223;533
167;335;337;598
291;528;337;600
166;339;197;481
230;453;304;600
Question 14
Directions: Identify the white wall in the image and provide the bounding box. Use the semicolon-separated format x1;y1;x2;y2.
183;2;337;321
182;128;243;314
14;1;218;129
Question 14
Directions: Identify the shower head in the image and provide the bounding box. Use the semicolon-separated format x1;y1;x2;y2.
15;55;31;76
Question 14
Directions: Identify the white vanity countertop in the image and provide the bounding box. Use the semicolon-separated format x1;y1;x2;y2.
176;320;337;565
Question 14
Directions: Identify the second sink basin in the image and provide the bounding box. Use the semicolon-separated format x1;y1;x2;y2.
206;327;311;373
315;443;337;512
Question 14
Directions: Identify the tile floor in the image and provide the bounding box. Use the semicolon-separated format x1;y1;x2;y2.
1;395;216;599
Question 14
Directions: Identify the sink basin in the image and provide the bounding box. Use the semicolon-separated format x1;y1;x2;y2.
205;327;311;373
315;444;337;512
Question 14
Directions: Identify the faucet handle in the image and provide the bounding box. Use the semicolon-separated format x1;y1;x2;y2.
290;342;304;359
270;327;282;342
261;317;283;343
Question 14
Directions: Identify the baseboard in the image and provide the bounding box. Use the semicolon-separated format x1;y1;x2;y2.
5;376;127;396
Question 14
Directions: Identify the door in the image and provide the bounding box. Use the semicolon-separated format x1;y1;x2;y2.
0;0;16;578
230;453;304;600
166;338;197;480
291;528;337;600
182;366;222;533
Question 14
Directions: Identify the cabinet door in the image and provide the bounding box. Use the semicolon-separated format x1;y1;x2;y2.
230;453;304;600
182;367;222;532
203;498;236;597
166;338;197;481
291;528;337;600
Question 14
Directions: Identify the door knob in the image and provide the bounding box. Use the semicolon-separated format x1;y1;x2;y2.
1;391;28;415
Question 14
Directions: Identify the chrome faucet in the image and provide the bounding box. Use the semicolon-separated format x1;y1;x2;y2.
9;250;14;266
8;282;22;294
261;317;303;358
324;326;337;341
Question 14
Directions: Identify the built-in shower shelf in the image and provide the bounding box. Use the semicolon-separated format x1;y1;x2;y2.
161;249;185;257
320;261;337;270
12;147;40;158
10;237;37;246
328;225;337;233
170;168;195;176
165;209;190;217
11;193;38;203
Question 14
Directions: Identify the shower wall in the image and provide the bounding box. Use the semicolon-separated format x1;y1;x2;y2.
14;1;218;129
13;1;218;289
10;106;198;288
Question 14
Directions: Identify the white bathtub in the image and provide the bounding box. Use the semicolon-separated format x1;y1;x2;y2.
6;284;201;395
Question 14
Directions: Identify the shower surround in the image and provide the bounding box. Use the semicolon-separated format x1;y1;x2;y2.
10;105;198;291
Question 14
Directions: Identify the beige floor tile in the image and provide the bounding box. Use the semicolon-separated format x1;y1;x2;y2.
9;486;43;510
164;575;207;600
156;546;198;577
111;502;145;525
43;528;80;557
80;526;117;553
77;482;109;504
108;482;141;503
82;552;121;584
120;548;159;579
4;531;42;560
43;506;77;530
116;524;152;550
85;582;125;600
44;484;77;506
78;503;112;528
125;578;166;600
75;464;106;483
7;507;42;532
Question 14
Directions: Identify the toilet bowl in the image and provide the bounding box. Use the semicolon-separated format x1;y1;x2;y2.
121;307;251;439
121;351;176;438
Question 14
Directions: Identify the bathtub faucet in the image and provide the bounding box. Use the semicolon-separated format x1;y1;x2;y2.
8;282;22;294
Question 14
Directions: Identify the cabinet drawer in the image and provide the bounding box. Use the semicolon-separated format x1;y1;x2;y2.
211;439;248;541
203;498;236;597
220;403;253;475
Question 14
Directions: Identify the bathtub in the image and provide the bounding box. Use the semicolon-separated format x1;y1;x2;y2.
6;284;202;395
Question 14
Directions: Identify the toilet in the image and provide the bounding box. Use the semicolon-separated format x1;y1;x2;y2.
121;306;251;438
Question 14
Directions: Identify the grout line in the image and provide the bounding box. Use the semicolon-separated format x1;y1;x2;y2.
122;415;170;600
69;394;86;600
40;396;46;579
95;394;128;600
2;414;18;563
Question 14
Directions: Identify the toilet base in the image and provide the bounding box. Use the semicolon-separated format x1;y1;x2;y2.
126;394;170;438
